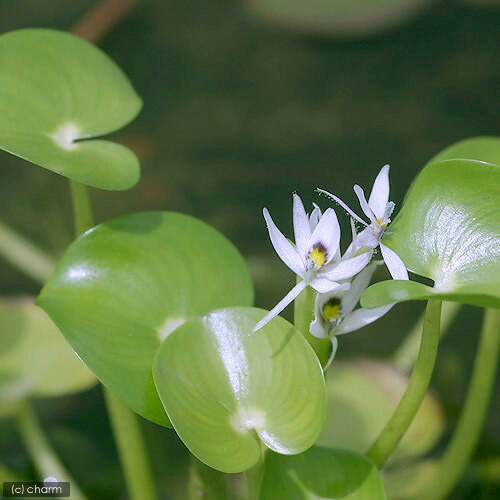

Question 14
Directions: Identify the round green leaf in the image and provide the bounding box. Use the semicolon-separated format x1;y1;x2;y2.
0;296;96;418
362;159;500;309
427;136;500;166
246;0;436;38
317;360;444;463
153;307;326;473
0;29;142;190
37;212;254;426
259;447;386;500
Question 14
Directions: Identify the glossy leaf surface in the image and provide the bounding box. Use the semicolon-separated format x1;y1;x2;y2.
362;159;500;309
259;447;386;499
153;307;326;473
0;29;142;190
427;136;500;166
0;297;96;417
38;212;254;426
317;360;444;463
247;0;435;38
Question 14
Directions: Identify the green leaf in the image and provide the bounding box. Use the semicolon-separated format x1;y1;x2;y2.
0;297;96;417
259;447;386;499
427;136;500;166
37;212;254;426
246;0;436;38
362;159;500;309
317;360;444;464
0;29;142;190
153;307;326;473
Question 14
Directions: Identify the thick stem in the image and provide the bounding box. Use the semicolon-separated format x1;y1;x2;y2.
0;220;56;283
69;180;157;500
16;401;87;500
416;308;500;500
293;280;330;367
69;180;95;237
103;390;157;500
393;301;461;371
366;300;442;468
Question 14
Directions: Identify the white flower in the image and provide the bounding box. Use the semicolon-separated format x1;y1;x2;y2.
318;164;409;280
252;194;373;332
310;263;393;339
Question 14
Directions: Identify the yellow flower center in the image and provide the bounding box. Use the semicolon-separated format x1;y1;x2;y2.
307;243;327;270
322;298;341;323
376;217;387;227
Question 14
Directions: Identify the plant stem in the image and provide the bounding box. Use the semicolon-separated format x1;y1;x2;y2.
293;279;330;367
0;220;56;283
16;401;87;500
187;454;229;500
69;179;157;500
366;300;442;468
416;307;500;500
103;390;157;500
393;301;461;371
69;180;95;237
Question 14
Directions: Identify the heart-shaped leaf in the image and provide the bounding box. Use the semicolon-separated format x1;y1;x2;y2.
317;360;444;463
37;212;254;426
246;0;436;38
153;307;326;473
259;447;386;499
362;159;500;309
0;29;142;190
427;136;500;166
0;296;96;418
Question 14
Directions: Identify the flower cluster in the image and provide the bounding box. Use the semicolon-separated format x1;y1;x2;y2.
253;165;408;352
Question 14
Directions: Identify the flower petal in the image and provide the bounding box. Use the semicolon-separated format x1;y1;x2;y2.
293;193;312;260
263;208;304;276
341;263;377;315
333;305;393;335
309;204;322;231
380;242;409;280
311;278;350;294
309;317;328;339
251;281;307;332
323;337;339;372
307;208;340;266
354;185;376;223
320;250;373;282
316;188;368;226
368;164;390;220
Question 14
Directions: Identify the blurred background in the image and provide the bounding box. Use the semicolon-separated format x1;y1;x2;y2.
0;0;499;498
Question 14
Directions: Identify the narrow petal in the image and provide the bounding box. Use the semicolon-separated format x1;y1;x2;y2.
311;278;350;294
252;281;307;332
333;305;393;335
263;208;304;276
293;193;311;259
309;204;322;231
320;250;373;282
316;189;368;226
309;318;328;339
341;263;377;315
380;243;409;280
354;185;376;223
307;208;340;266
368;164;390;220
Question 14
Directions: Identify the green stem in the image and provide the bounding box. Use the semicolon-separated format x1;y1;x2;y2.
0;220;56;283
69;179;157;500
294;280;330;367
187;454;229;500
366;300;442;468
393;301;461;371
103;390;157;500
416;308;500;500
69;179;95;237
244;453;265;500
16;401;87;500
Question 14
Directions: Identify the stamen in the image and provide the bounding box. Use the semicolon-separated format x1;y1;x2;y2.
307;242;328;269
322;297;342;323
